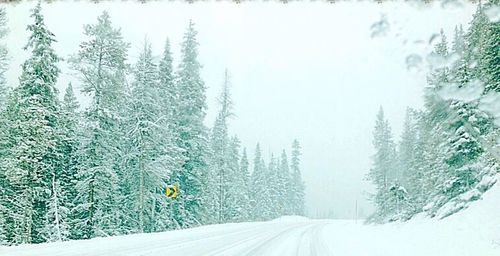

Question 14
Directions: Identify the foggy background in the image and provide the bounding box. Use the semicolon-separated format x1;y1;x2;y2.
4;1;476;219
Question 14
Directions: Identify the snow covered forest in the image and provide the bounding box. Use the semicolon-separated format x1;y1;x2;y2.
0;0;499;253
0;2;307;245
367;1;499;223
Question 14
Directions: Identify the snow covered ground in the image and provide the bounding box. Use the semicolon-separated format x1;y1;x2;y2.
2;179;499;256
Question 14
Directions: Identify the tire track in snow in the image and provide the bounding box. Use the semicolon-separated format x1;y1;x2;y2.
119;221;309;256
201;222;312;256
36;222;272;256
292;221;332;256
113;222;278;256
309;222;331;256
240;222;319;256
4;220;333;256
294;222;317;256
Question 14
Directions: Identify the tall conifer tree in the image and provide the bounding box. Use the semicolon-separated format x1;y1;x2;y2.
70;11;129;238
2;2;61;243
171;21;209;227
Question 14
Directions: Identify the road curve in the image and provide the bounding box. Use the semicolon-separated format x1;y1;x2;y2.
1;219;334;256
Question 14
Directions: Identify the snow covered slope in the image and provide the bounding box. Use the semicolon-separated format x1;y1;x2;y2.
323;175;500;256
1;179;499;256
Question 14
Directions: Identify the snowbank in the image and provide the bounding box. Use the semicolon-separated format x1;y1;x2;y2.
322;174;500;256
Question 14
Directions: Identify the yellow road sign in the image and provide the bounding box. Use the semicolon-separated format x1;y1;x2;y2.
166;184;178;198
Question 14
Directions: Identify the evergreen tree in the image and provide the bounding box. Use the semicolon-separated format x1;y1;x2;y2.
155;38;187;231
402;110;426;213
239;148;251;218
70;11;129;238
124;40;181;233
427;30;451;91
464;2;490;87
0;92;16;244
266;154;280;219
208;70;233;223
1;2;61;243
0;8;8;109
386;131;412;218
414;113;448;214
451;25;469;87
250;143;269;220
368;108;398;221
290;139;306;216
45;84;81;241
416;32;455;217
170;20;209;228
278;150;292;216
479;0;500;93
0;7;9;244
158;38;177;116
398;108;418;189
224;136;247;222
440;103;484;200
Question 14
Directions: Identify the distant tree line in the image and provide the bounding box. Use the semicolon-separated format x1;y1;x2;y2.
368;1;499;223
0;3;306;245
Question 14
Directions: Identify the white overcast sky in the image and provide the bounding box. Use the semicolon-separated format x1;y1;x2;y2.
4;0;476;218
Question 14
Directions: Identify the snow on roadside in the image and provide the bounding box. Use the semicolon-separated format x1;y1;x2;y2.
322;174;500;256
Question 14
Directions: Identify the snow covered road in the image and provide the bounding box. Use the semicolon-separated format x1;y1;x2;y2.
0;218;335;256
0;217;332;256
2;216;499;256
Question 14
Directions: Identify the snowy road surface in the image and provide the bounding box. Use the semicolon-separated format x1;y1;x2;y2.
2;181;500;256
2;213;500;256
0;217;333;256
